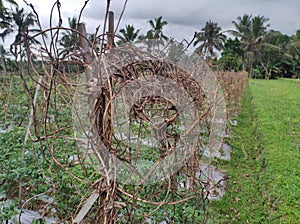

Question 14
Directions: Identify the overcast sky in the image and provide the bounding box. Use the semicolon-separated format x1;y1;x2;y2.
14;0;300;43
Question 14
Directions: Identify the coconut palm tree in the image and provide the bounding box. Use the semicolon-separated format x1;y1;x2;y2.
0;0;16;9
0;0;17;73
231;14;252;36
11;7;41;52
0;0;18;38
193;20;226;60
10;6;43;78
59;17;78;54
58;17;79;72
0;9;12;73
231;14;270;77
119;24;140;43
146;16;168;41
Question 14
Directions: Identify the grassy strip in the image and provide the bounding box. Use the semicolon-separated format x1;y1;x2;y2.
250;79;300;223
209;82;267;223
209;79;300;223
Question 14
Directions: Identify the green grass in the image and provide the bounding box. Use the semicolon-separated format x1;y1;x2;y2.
250;79;300;222
209;79;300;223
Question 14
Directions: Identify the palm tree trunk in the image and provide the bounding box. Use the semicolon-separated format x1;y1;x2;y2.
242;53;246;71
248;51;254;78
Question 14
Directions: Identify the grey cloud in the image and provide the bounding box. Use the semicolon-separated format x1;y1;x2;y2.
16;0;300;42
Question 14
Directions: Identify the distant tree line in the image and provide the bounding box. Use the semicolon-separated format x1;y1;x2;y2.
0;0;299;79
118;14;300;79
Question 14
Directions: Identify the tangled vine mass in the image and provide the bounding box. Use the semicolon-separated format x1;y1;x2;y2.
7;1;247;223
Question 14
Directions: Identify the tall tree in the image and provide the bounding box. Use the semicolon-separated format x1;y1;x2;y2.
60;17;78;56
231;14;252;37
10;6;42;73
193;20;226;59
218;38;243;71
257;30;289;79
231;14;270;77
0;0;17;73
59;17;79;72
119;24;140;43
146;16;168;41
286;30;300;78
0;0;16;9
11;7;40;48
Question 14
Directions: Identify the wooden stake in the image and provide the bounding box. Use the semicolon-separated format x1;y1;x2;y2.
108;11;115;48
77;23;94;80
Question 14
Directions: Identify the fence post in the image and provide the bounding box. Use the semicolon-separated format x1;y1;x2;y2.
77;23;93;79
108;11;115;48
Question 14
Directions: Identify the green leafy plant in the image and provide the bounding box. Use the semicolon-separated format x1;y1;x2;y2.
0;200;18;223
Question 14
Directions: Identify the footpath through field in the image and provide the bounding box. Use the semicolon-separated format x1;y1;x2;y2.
210;79;300;223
